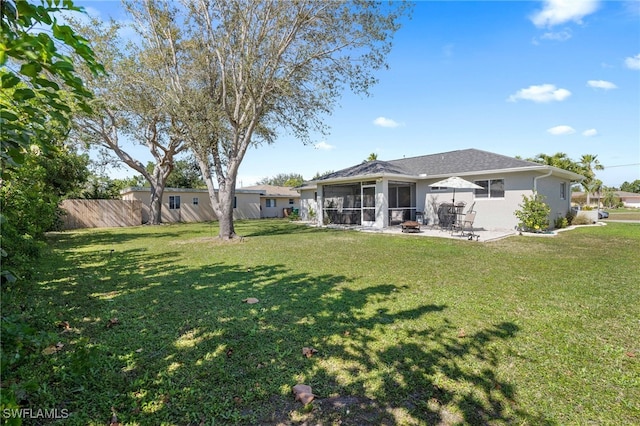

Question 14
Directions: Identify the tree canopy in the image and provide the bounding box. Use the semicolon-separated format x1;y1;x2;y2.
123;0;411;239
257;173;304;187
0;0;104;171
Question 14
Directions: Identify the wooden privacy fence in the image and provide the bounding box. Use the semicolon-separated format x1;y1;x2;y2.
60;199;142;230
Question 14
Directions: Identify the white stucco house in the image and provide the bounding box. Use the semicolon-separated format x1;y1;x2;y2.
240;185;301;218
297;149;585;231
120;185;301;224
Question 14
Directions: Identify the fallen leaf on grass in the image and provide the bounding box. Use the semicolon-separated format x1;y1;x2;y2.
110;407;120;426
242;297;259;304
626;352;636;358
226;348;234;358
457;329;466;338
106;318;120;328
292;384;315;405
57;321;71;331
42;342;64;355
302;347;318;358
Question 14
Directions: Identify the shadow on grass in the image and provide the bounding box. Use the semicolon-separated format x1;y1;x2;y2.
7;231;550;425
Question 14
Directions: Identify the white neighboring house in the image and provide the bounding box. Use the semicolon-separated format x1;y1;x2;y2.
240;185;301;218
120;187;263;224
572;191;640;209
297;149;585;231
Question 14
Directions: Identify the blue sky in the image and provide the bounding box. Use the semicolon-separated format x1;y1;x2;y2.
76;0;640;187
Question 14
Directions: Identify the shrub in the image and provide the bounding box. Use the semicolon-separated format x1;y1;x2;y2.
514;192;551;232
565;211;576;226
554;216;568;229
572;214;593;225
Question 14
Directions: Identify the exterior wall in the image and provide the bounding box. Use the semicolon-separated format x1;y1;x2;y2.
234;192;261;220
60;199;142;229
299;190;318;222
419;173;573;231
534;175;573;227
260;196;299;218
121;188;261;223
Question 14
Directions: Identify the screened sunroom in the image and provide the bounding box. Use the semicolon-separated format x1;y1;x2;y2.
321;180;416;227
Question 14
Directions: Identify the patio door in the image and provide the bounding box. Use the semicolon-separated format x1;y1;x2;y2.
362;184;376;226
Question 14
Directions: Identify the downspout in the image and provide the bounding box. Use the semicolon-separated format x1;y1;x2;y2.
533;169;556;228
533;169;553;192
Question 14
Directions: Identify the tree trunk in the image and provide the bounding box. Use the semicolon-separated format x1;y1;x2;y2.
217;185;236;239
148;183;164;225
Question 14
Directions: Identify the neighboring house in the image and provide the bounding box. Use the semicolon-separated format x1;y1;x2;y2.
241;185;301;218
297;149;585;231
572;191;640;208
120;187;263;224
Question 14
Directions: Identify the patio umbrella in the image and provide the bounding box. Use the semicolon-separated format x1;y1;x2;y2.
429;176;483;205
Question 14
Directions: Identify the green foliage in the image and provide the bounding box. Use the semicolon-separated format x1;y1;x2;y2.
514;192;551;232
257;173;305;187
0;145;89;276
0;0;104;170
554;215;568;229
620;180;640;193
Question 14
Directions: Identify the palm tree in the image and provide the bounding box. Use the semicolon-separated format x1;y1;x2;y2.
579;154;605;205
365;152;378;162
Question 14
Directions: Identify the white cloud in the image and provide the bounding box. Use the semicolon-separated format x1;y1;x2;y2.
508;84;571;103
542;30;572;41
587;80;617;89
314;141;335;150
583;129;598;137
530;0;600;28
547;125;576;135
373;117;401;128
625;53;640;70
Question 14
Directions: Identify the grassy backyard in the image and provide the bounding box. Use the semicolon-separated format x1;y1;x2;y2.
2;219;639;425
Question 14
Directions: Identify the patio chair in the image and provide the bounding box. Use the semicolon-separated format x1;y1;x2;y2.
458;211;479;240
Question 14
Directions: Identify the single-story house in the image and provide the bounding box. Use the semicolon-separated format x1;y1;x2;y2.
120;185;301;224
297;148;585;231
241;185;301;218
572;191;640;209
121;187;262;224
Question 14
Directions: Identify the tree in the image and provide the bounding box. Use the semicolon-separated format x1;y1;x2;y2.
526;152;582;174
621;180;640;193
257;173;304;187
365;152;378;162
579;154;604;205
70;18;187;224
124;0;411;239
0;0;103;171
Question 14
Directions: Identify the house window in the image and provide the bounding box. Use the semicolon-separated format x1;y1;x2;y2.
289;198;294;205
474;179;504;199
192;197;199;206
234;196;237;209
169;195;181;209
430;186;447;192
560;183;566;200
266;199;276;207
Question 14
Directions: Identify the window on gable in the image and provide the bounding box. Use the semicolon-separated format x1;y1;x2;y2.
474;179;504;199
169;195;181;209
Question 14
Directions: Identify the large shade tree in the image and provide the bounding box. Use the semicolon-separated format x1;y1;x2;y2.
124;0;411;239
70;18;187;224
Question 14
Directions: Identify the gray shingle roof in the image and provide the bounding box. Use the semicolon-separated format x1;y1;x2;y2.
316;149;542;181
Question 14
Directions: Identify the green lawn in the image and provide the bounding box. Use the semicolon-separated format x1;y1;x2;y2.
2;220;639;425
